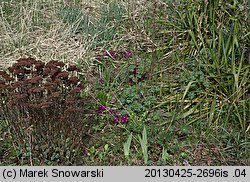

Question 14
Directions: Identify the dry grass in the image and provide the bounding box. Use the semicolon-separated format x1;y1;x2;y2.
0;0;153;79
0;0;102;69
0;0;159;64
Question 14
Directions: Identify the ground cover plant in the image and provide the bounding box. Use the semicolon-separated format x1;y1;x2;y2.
0;0;249;165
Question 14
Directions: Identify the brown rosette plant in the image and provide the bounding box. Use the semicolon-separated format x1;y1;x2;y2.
0;58;91;165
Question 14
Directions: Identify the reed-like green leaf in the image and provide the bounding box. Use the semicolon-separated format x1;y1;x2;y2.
123;132;132;157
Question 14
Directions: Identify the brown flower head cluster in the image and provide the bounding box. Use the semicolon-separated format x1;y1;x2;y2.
0;57;91;165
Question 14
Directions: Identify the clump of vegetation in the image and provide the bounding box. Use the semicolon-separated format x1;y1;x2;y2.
0;0;249;166
0;58;91;165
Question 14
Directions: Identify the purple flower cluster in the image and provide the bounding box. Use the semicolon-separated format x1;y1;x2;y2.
97;104;129;124
96;50;133;62
129;64;139;86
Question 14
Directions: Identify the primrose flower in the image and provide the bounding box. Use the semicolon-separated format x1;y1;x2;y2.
114;53;119;60
97;105;106;109
129;77;133;86
114;117;119;123
109;51;115;59
102;50;109;56
121;51;127;58
121;114;129;124
97;104;107;114
96;104;129;124
133;68;137;77
127;50;133;58
99;79;105;84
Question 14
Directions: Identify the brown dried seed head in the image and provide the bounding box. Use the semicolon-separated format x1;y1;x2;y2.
29;76;42;84
0;71;14;81
13;69;25;75
64;106;77;113
28;103;40;108
0;70;7;76
24;69;31;74
26;57;37;64
57;71;69;79
69;87;82;95
52;91;60;97
46;60;65;68
55;61;65;67
40;102;53;108
14;59;32;68
14;93;26;100
8;67;14;73
46;86;57;92
65;107;84;113
35;61;45;69
75;107;84;112
17;57;36;64
53;78;63;84
65;98;75;105
0;83;8;89
43;68;51;76
68;76;79;84
28;87;44;93
45;61;56;68
67;64;78;71
50;70;60;77
16;58;27;63
77;83;84;89
10;81;20;89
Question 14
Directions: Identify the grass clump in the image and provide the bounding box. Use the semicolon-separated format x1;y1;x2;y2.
59;0;124;46
146;0;250;130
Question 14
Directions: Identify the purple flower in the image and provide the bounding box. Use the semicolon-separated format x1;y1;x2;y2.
114;53;119;60
97;105;106;109
109;51;115;60
121;114;129;124
113;111;119;117
113;112;119;123
99;79;105;84
96;56;101;61
127;50;133;58
114;117;119;123
82;146;87;156
103;57;108;62
97;110;102;114
121;51;127;58
97;105;107;114
96;104;129;125
118;52;123;60
102;50;109;56
96;53;102;62
133;68;137;76
129;77;133;86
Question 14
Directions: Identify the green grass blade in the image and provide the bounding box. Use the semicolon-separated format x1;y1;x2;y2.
123;132;133;156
